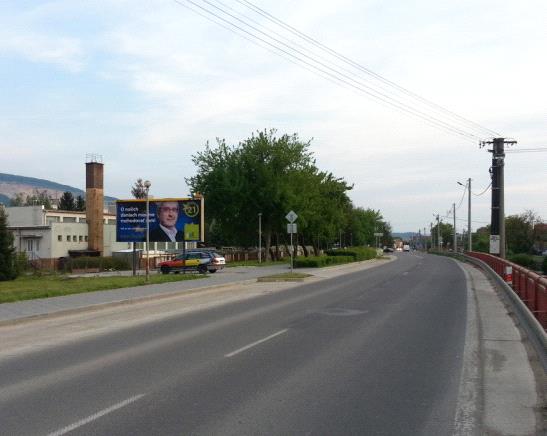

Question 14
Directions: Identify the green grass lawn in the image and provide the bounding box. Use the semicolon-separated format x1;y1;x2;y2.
257;272;313;282
226;259;287;267
0;273;204;304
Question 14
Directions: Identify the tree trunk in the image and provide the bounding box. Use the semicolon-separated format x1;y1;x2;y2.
264;228;272;261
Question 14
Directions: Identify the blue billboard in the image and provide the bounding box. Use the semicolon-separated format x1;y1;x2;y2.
116;198;202;243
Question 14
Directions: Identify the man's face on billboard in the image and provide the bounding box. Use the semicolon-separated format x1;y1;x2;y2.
158;202;179;229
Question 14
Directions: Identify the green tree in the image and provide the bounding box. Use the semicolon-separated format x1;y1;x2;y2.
9;193;25;206
24;189;52;209
431;221;454;250
0;206;17;281
131;179;148;199
75;195;86;211
58;191;75;211
472;226;490;253
505;210;541;254
187;129;339;259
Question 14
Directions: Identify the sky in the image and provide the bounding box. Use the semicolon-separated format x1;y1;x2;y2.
1;0;546;233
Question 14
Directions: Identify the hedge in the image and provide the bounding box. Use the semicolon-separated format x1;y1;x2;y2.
294;255;356;268
64;256;129;272
324;247;377;261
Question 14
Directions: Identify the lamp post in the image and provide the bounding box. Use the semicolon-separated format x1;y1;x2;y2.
144;180;151;282
258;212;262;263
458;179;472;251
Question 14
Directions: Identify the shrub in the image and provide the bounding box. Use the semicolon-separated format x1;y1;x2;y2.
294;256;328;268
14;251;29;275
508;253;535;269
65;256;129;272
325;247;377;261
325;255;354;265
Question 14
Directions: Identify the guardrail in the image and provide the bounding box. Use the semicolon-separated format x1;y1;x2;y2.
467;251;547;330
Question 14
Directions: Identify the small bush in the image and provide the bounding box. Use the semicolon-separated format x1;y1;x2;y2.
325;255;354;265
14;252;29;275
294;256;328;268
65;256;129;272
508;253;535;269
325;247;377;261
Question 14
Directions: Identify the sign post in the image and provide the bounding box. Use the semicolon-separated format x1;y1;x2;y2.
286;210;298;272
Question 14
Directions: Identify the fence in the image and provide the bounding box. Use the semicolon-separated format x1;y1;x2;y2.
467;251;547;330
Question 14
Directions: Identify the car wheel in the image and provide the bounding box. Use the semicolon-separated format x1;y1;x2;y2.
160;266;171;275
198;265;208;274
209;269;217;273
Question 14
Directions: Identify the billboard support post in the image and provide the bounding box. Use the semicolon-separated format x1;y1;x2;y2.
144;180;151;282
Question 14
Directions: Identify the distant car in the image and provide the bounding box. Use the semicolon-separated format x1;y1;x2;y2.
542;250;547;256
383;247;394;253
158;250;226;274
396;247;403;252
403;244;410;252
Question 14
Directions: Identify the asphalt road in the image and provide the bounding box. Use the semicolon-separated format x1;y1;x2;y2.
0;253;469;435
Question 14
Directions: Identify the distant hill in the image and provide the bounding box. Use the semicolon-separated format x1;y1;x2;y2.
0;173;117;206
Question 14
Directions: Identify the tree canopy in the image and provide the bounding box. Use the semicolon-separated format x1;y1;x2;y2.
58;191;75;211
187;129;392;257
0;206;17;281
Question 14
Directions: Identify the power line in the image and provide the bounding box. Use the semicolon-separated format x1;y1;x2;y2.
234;0;501;139
472;182;491;196
172;0;491;142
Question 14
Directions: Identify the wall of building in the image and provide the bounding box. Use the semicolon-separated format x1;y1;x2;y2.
5;206;46;226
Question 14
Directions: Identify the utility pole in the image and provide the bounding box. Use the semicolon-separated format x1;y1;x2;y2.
453;203;457;252
467;178;472;251
424;227;427;251
482;138;516;258
436;214;441;250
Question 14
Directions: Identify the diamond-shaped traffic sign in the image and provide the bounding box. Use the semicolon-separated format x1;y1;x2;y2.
285;210;298;223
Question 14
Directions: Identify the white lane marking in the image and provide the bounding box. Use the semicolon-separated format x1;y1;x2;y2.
225;329;288;357
47;394;145;436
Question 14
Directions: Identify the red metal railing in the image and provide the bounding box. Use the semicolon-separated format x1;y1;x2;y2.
467;251;547;330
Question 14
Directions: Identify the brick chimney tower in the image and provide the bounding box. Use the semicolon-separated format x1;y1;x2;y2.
86;155;104;254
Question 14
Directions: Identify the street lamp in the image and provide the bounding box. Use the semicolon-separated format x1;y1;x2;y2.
258;212;262;263
458;178;472;251
144;180;151;282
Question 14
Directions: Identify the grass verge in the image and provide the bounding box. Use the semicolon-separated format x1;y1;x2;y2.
226;259;287;267
0;273;204;304
257;272;312;282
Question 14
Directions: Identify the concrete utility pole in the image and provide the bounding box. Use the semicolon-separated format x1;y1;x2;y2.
453;203;457;252
482;138;516;258
258;213;262;263
467;178;472;251
436;214;441;250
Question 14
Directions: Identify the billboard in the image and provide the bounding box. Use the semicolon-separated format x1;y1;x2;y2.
116;198;203;243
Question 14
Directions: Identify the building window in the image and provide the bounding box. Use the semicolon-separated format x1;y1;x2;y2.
47;216;60;224
58;235;62;241
63;217;77;223
79;235;83;242
79;218;86;223
67;235;71;242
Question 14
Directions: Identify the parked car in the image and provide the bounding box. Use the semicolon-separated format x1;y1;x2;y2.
383;247;394;253
158;250;226;274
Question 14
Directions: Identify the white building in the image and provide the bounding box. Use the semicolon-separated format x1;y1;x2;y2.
6;205;129;267
5;205;193;269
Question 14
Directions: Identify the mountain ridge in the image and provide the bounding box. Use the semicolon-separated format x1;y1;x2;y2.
0;173;117;205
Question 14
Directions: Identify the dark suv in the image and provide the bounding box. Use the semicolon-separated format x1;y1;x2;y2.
158;250;226;274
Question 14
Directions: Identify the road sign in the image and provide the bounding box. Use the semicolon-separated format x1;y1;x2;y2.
285;210;298;223
287;223;297;234
374;232;383;237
